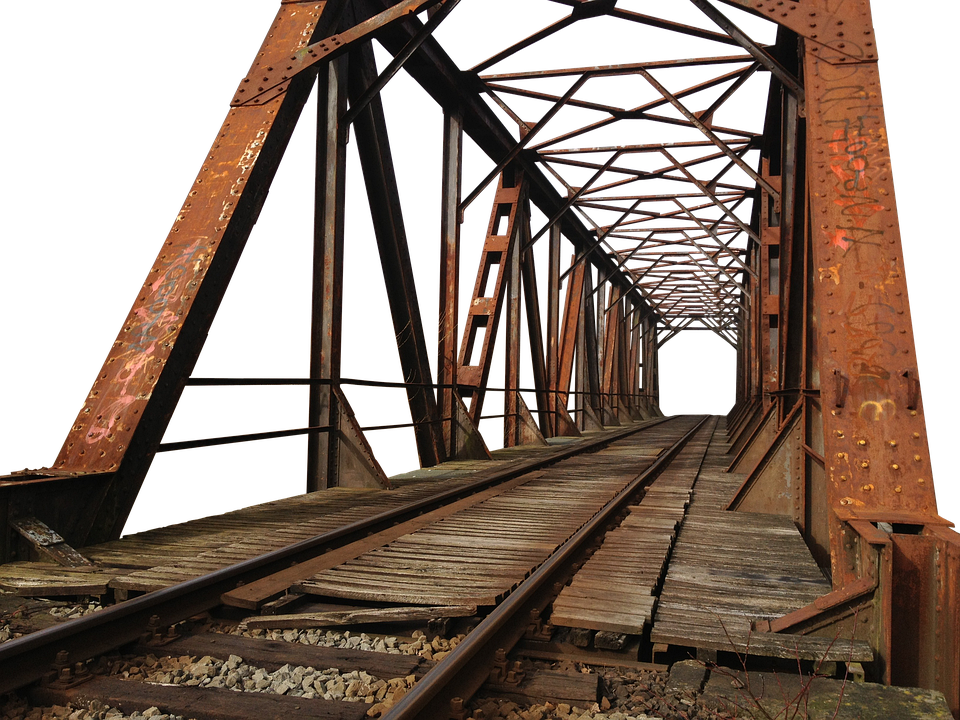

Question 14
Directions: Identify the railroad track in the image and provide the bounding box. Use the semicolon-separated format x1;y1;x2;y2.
1;416;723;719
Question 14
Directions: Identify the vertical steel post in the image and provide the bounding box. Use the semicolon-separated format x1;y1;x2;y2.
308;58;349;492
642;316;659;413
601;286;622;424
582;267;603;421
520;238;550;434
503;205;522;447
558;255;585;433
546;224;561;435
348;42;444;468
438;110;462;459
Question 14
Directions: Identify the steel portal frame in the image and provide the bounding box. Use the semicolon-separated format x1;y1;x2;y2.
1;0;957;715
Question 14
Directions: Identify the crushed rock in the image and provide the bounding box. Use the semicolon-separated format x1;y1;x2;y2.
0;695;183;720
226;624;464;662
0;654;414;720
1;596;104;645
107;652;417;717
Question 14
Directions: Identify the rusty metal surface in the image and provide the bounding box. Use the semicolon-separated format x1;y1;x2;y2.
890;534;938;690
457;171;525;422
0;420;673;697
348;40;444;467
805;52;936;533
49;1;347;541
1;0;957;715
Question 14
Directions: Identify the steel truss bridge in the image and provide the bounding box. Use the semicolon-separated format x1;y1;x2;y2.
1;0;957;717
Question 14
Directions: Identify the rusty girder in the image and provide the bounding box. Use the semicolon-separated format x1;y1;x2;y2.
0;0;956;715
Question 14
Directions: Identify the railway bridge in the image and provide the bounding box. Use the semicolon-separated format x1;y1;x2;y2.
1;1;957;719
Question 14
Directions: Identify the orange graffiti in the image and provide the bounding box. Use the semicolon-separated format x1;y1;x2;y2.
820;127;887;252
818;265;842;285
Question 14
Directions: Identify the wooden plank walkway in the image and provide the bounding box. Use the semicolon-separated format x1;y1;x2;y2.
548;418;715;634
0;423;662;596
652;509;832;644
293;418;701;606
651;419;873;661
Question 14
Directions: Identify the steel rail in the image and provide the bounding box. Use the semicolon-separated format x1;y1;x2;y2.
0;417;677;696
385;415;712;720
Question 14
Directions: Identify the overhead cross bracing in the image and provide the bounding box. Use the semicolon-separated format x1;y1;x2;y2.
1;1;959;718
451;2;775;344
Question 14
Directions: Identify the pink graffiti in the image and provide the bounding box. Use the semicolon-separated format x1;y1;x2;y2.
83;238;206;447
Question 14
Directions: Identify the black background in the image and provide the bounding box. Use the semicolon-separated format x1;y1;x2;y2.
0;0;952;529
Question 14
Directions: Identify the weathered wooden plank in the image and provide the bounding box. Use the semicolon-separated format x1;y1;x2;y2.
0;578;111;596
31;676;370;720
650;624;874;662
550;606;651;634
553;592;655;616
574;558;667;573
313;563;526;583
392;533;556;550
663;565;828;586
572;572;664;588
242;604;477;629
343;556;531;572
300;568;511;592
294;579;501;607
557;584;653;602
357;547;539;564
483;666;600;706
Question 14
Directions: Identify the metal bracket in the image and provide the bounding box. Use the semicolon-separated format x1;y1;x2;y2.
901;370;920;411
833;369;848;409
524;608;555;641
43;651;93;689
504;660;526;686
231;0;445;107
488;648;509;683
139;614;181;647
9;517;96;569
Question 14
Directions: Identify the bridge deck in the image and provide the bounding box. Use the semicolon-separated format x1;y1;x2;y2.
293;418;694;605
0;416;872;662
0;425;640;596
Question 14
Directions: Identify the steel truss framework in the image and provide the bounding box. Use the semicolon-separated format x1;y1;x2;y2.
1;0;957;715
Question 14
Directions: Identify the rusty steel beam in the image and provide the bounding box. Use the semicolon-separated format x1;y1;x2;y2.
365;0;655;314
307;58;349;492
457;170;525;423
521;245;550;436
2;1;956;714
438;110;463;460
348;42;444;468
43;1;349;544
